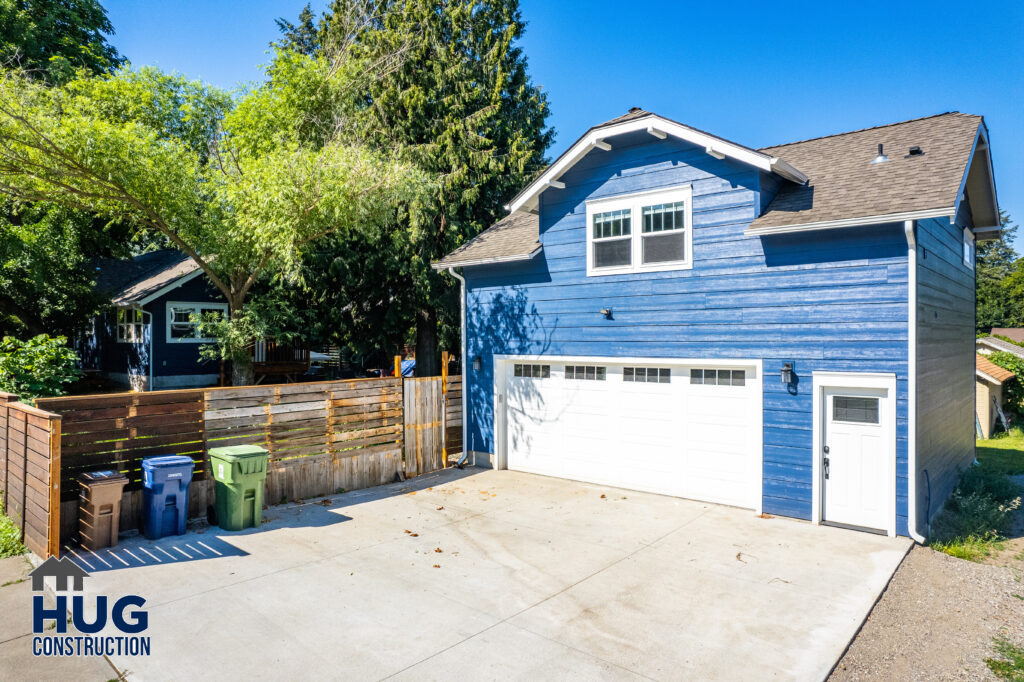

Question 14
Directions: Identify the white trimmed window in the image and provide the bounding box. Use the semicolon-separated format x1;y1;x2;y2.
963;227;975;269
166;302;228;343
116;307;148;344
585;185;693;276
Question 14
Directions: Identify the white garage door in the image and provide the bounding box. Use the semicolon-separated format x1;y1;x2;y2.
504;360;760;509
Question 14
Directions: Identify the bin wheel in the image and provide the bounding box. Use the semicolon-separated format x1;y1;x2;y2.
207;505;217;526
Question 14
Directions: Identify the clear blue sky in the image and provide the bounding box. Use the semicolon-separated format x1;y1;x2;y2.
105;0;1023;241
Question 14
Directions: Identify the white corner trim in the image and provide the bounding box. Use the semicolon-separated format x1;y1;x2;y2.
747;207;955;236
811;370;898;538
504;114;808;214
904;219;925;543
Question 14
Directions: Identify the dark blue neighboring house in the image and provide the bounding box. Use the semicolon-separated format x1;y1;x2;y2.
82;250;228;390
435;110;1000;540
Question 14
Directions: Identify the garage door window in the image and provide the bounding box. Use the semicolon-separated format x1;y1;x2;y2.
690;368;746;386
514;364;550;378
565;365;606;381
624;367;670;383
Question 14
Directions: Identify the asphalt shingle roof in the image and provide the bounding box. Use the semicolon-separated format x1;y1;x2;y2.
977;354;1015;383
751;113;982;230
433;212;540;269
977;336;1024;358
436;110;985;267
92;250;201;305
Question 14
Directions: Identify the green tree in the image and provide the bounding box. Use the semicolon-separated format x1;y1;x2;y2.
0;0;127;339
277;0;553;375
0;0;122;83
0;51;432;384
976;212;1019;332
0;333;80;399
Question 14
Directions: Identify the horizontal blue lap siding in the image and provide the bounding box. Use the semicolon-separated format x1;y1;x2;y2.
462;133;909;533
148;275;224;378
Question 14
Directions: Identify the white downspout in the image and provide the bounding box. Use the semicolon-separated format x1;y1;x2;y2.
447;267;469;468
904;220;926;543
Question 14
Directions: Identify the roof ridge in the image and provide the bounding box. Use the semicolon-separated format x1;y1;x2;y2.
760;112;973;151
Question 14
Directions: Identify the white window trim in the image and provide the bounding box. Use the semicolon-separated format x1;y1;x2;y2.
116;306;149;344
165;301;229;343
963;227;975;269
585;185;693;276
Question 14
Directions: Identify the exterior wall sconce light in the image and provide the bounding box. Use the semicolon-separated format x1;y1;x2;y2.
780;362;794;385
472;356;482;371
600;308;613;319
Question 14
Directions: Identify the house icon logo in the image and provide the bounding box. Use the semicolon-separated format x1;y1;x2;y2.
28;556;89;592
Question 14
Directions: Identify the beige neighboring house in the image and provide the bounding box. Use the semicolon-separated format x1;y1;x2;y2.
976;354;1015;438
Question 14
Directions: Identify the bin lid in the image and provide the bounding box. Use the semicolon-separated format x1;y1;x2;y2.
78;469;127;484
141;455;195;469
209;445;269;461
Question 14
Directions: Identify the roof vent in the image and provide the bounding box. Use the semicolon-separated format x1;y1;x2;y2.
870;143;890;165
907;145;924;157
628;107;643;113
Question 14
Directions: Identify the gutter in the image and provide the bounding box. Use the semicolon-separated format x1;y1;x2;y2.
904;220;926;543
445;267;470;468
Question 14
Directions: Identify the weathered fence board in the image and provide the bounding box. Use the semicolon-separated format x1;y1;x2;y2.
0;393;61;557
28;375;462;549
404;377;443;476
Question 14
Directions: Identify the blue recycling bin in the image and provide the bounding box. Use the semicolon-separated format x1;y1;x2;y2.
141;455;195;540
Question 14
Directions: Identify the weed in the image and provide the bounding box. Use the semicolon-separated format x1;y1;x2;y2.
0;497;26;558
985;636;1024;680
335;488;345;495
1;577;26;587
928;458;1022;561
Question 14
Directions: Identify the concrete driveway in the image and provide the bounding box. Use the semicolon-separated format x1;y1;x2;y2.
57;468;910;681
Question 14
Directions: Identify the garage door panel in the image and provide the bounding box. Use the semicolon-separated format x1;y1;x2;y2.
506;360;758;509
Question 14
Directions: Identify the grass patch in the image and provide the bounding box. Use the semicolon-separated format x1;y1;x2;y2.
0;497;26;559
978;433;1024;476
985;636;1024;681
928;453;1022;561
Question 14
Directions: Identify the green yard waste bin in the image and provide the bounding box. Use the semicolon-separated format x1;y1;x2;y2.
209;445;269;531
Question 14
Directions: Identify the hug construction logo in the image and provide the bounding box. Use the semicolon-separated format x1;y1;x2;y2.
28;556;151;657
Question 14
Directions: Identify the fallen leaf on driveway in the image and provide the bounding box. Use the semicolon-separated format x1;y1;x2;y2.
434;548;443;553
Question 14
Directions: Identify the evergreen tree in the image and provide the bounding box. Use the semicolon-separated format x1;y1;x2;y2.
276;0;553;374
976;211;1019;332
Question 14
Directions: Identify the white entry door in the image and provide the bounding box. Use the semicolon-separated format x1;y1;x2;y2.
822;388;891;532
503;359;760;509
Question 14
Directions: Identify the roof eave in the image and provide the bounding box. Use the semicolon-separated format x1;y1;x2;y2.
976;369;1007;384
505;114;806;214
432;245;542;271
746;207;957;237
114;266;205;306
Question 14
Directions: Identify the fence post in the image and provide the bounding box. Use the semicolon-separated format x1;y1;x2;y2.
47;416;61;558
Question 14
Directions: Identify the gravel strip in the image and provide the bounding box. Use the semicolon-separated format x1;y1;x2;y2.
830;545;1024;681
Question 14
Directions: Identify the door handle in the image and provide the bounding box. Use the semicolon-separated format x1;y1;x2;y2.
824;457;830;480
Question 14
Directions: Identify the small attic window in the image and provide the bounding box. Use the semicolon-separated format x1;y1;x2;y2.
963;228;975;269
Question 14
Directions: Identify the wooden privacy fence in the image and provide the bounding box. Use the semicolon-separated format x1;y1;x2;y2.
22;375;463;552
0;392;61;558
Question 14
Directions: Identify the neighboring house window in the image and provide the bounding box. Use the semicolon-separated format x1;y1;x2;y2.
963;228;975;269
166;302;228;343
585;185;693;276
116;307;148;344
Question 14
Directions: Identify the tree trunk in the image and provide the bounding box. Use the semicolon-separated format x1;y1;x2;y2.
415;306;440;377
228;294;255;386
